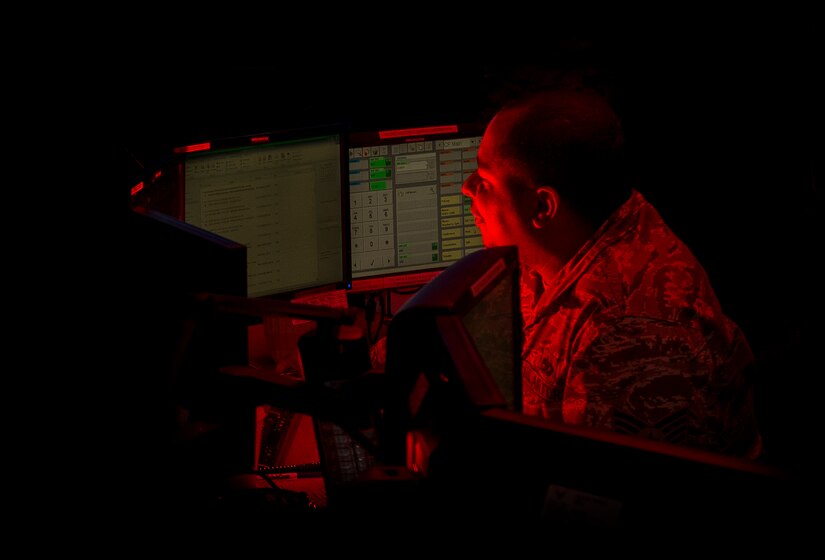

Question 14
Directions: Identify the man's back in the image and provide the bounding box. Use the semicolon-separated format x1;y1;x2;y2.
521;190;761;457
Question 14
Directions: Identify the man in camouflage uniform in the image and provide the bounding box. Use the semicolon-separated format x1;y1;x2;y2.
462;89;761;458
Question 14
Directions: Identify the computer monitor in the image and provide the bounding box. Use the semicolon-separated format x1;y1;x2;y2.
132;125;351;301
127;206;254;474
346;123;485;292
128;206;249;369
382;245;523;465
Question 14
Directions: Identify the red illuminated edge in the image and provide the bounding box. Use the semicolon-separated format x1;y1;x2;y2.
173;136;268;153
349;270;442;292
378;125;459;140
173;142;211;154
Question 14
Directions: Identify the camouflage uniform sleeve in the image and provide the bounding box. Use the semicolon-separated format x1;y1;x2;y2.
565;314;762;457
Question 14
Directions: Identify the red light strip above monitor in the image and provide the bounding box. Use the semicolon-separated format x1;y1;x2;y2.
173;142;211;154
379;125;459;140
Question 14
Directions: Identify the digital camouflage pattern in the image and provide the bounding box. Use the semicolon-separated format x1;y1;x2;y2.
521;190;762;458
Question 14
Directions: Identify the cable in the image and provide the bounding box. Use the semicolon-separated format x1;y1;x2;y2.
363;291;386;345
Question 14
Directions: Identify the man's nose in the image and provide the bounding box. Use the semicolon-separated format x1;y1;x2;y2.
462;171;478;197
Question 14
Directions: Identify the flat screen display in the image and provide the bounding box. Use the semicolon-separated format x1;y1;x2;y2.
132;125;350;300
347;123;485;292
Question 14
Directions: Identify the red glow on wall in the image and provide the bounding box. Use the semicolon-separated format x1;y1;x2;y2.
153;170;163;181
379;125;458;140
131;181;144;196
173;142;211;154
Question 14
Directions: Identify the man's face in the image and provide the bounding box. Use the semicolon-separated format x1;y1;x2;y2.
462;114;535;250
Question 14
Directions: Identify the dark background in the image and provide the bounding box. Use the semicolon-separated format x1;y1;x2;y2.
120;31;820;472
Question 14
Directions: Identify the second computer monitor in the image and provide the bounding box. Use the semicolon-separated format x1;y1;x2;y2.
130;125;352;301
347;123;485;292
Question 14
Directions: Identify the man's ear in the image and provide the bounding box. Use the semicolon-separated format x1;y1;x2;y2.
531;187;559;228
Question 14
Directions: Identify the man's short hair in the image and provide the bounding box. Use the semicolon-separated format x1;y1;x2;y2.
497;89;632;227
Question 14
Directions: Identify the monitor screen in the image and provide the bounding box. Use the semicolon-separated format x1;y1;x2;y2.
347;123;485;292
133;125;350;300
